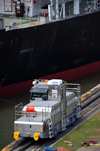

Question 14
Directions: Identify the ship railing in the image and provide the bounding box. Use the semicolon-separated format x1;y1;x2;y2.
21;106;51;121
80;1;99;14
65;5;73;16
97;2;100;10
41;106;51;121
51;4;73;19
15;102;23;120
66;83;81;101
5;15;39;31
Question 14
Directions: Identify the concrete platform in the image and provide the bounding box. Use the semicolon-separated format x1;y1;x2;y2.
1;137;26;151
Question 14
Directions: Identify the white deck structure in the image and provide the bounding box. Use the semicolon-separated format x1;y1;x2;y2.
0;0;100;23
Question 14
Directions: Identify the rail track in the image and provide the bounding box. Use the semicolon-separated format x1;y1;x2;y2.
2;84;100;151
81;84;100;116
81;83;100;106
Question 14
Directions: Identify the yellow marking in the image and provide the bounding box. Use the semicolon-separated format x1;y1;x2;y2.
81;97;86;101
14;132;21;140
34;133;40;141
26;133;30;137
85;91;91;94
1;148;12;151
90;144;100;146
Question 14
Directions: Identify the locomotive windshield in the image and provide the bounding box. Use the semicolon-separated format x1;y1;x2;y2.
29;88;48;100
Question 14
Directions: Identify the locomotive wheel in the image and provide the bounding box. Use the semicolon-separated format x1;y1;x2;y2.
72;121;75;126
53;129;57;139
71;118;75;126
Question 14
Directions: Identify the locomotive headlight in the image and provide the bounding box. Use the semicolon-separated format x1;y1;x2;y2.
26;133;30;137
32;79;38;85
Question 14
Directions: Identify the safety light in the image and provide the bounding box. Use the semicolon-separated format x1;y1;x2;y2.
42;79;45;82
45;79;48;83
32;79;37;85
39;79;42;82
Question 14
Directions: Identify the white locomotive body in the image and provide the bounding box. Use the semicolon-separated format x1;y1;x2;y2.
14;79;81;141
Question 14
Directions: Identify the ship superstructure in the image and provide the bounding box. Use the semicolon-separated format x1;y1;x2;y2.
0;0;100;21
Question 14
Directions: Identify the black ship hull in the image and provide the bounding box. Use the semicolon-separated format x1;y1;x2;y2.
0;11;100;97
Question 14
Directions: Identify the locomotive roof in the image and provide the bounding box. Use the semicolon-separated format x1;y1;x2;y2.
26;100;59;107
29;88;48;93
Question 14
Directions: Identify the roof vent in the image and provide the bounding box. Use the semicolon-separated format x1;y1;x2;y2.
47;79;63;85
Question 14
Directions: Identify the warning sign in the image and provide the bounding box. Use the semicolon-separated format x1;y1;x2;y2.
4;0;12;12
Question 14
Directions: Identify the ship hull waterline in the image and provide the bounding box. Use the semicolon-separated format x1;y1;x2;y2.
0;60;100;98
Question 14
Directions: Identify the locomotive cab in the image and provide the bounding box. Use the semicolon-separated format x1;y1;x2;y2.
30;88;48;101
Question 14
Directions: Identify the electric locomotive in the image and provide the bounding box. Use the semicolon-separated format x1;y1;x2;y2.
14;79;81;141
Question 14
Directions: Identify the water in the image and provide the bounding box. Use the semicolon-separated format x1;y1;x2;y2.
0;72;100;150
0;93;30;150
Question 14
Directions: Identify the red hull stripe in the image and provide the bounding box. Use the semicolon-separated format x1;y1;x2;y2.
0;61;100;98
